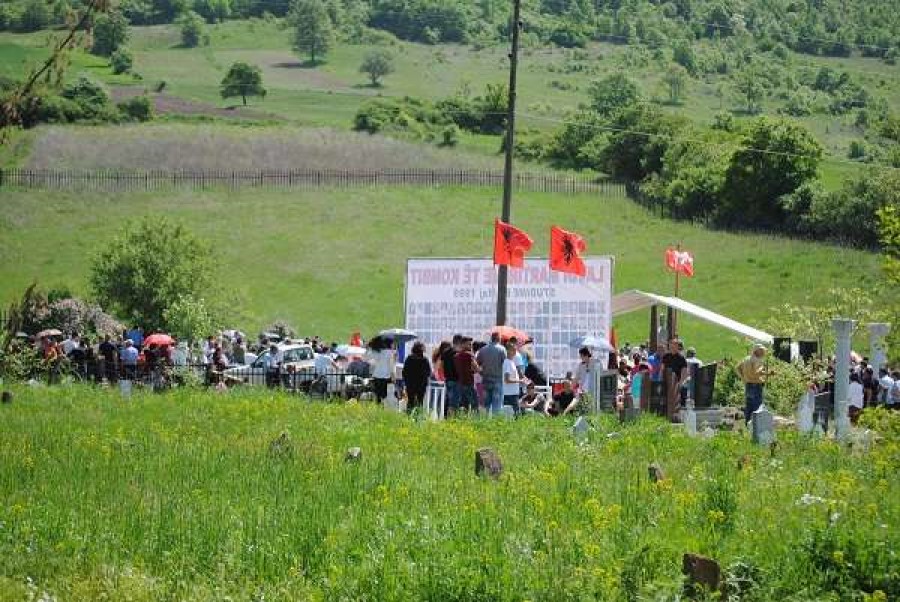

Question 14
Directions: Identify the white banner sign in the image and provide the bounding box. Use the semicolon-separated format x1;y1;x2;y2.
404;257;613;378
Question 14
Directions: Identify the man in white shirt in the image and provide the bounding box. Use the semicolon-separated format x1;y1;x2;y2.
877;369;894;405
502;345;521;413
575;347;596;397
315;352;338;376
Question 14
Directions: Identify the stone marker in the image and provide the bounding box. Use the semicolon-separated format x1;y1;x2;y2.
797;391;814;434
682;405;697;436
499;406;516;420
682;553;722;598
345;446;362;462
648;462;665;483
1;391;12;404
867;322;891;375
751;403;775;445
834;398;851;440
620;407;641;423
737;454;751;470
119;379;132;398
572;416;589;442
475;448;503;479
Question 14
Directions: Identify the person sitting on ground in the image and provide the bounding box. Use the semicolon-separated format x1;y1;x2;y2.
522;349;547;386
519;382;550;416
402;341;431;413
558;380;579;416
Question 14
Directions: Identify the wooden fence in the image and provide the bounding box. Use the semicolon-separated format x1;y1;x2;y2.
0;168;627;197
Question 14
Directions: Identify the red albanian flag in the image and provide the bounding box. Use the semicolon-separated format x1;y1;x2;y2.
493;218;534;268
665;247;695;277
549;226;587;276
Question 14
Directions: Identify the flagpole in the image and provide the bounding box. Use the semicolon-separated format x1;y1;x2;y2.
495;0;521;327
672;242;680;340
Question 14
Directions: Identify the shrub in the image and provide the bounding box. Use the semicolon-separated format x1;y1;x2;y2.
61;76;116;120
16;0;50;32
91;10;128;56
110;47;133;74
848;139;868;160
438;124;459;147
117;95;153;122
178;11;204;48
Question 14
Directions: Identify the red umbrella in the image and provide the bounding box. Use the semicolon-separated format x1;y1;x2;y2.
143;333;174;347
488;325;529;343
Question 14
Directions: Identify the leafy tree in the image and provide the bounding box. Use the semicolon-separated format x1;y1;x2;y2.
662;64;687;104
91;10;129;57
672;40;697;75
193;0;230;22
880;204;900;286
587;73;640;118
178;10;204;47
17;0;51;32
110;47;133;74
359;48;394;86
89;216;217;331
592;105;685;181
732;68;766;114
220;61;266;106
163;295;219;344
290;0;334;64
719;117;821;230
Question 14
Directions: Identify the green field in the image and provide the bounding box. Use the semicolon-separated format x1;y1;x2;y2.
0;185;881;358
2;19;898;183
0;386;897;600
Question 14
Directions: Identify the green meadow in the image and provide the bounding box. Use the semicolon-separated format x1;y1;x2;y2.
0;386;897;601
0;184;880;358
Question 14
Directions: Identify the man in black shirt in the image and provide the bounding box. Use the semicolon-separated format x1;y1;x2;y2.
661;339;688;420
441;334;461;415
99;335;117;383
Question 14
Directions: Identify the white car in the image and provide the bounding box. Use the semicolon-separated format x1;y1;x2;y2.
224;343;316;387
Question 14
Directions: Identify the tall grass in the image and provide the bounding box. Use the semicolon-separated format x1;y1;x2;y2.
0;386;897;600
24;125;503;171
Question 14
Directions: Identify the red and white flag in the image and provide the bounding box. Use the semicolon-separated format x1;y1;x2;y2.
665;247;694;277
493;218;533;268
549;226;587;276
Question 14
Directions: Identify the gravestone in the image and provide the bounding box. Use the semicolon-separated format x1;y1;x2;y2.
648;462;665;483
498;406;516;420
268;432;294;459
345;446;362;462
1;391;11;404
693;363;718;409
813;391;832;431
119;379;132;398
620;407;641;423
648;381;667;417
475;448;503;479
572;416;589;442
751;404;775;445
682;405;697;436
682;553;722;598
594;370;618;412
797;391;814;434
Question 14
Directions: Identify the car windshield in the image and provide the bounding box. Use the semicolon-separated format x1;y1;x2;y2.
284;348;313;362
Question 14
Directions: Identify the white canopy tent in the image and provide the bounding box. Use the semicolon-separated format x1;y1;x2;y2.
612;290;774;344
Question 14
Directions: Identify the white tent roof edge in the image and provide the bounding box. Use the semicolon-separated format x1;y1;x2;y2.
611;289;774;344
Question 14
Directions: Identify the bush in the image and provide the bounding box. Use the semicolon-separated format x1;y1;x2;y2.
438;124;459;147
848;139;868;160
110;47;133;74
117;95;153;122
61;76;113;120
178;11;204;48
91;10;129;57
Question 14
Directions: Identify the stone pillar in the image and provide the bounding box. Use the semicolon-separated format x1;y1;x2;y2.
797;390;814;434
649;305;659;351
832;318;855;439
868;322;891;375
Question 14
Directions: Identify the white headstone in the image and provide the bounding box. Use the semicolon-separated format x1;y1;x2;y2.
572;416;589;443
682;406;697;436
499;406;516;420
867;322;891;375
751;403;775;445
797;391;814;434
119;379;132;398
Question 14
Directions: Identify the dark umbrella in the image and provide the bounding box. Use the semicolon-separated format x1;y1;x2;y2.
377;328;417;342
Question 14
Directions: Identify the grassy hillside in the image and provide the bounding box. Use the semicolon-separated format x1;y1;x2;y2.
1;386;897;600
2;19;898;183
0;185;880;358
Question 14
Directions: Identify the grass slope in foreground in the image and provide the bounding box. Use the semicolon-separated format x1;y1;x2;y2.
0;186;880;358
0;386;897;600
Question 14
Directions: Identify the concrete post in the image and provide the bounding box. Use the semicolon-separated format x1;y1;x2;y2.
832;318;855;439
867;323;891;375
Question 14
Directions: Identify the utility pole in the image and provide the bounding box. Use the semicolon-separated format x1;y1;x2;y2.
495;0;522;327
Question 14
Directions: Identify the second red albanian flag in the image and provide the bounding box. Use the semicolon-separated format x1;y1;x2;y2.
493;218;534;268
549;225;587;276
